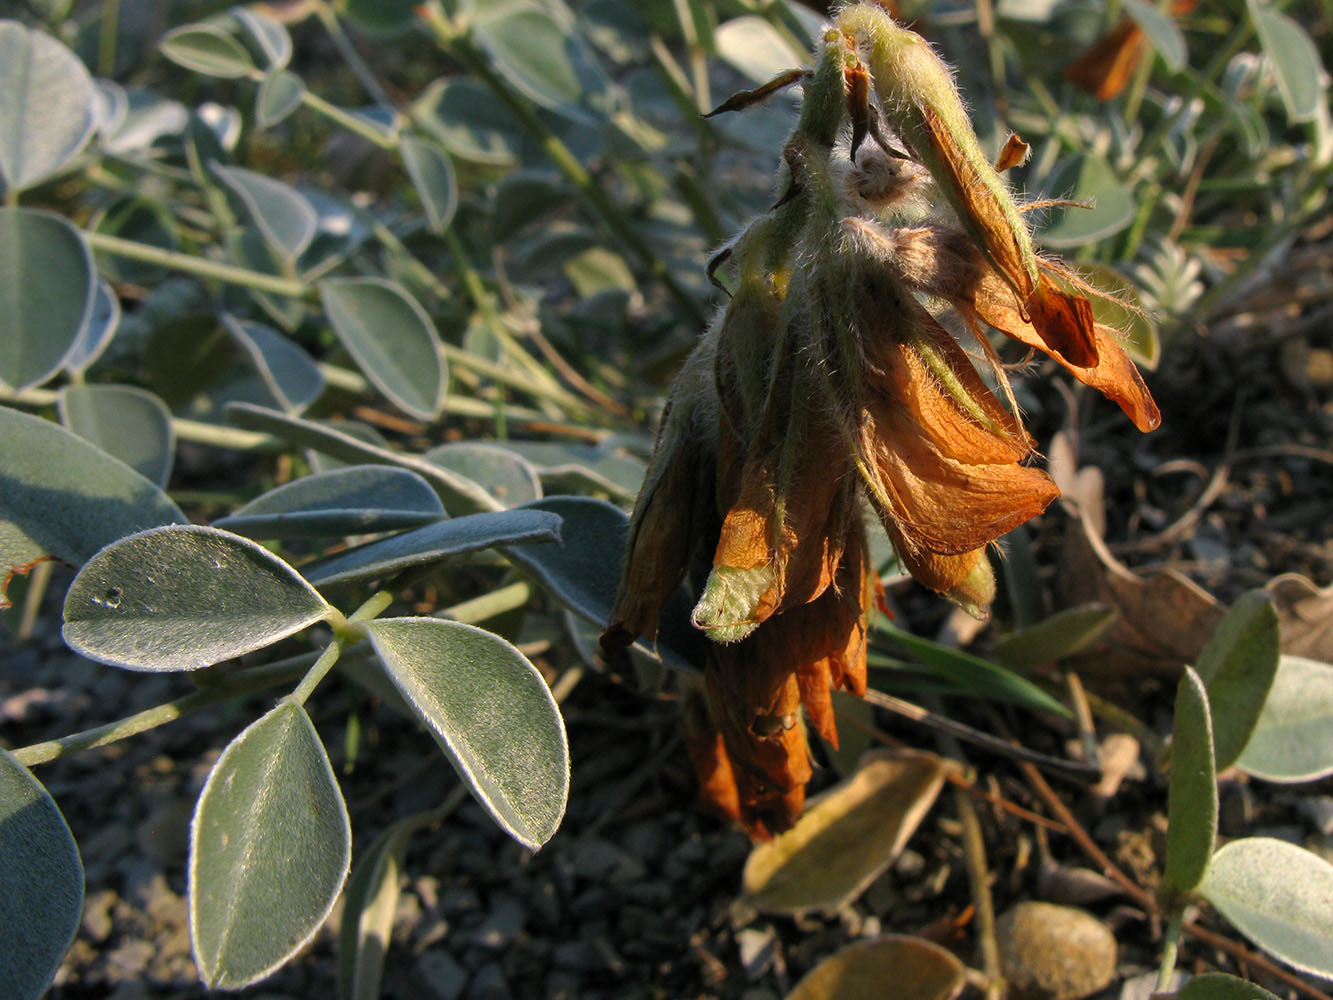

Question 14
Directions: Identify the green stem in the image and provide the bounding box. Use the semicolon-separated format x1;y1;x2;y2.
311;0;394;107
0;387;281;450
98;0;122;77
371;220;455;301
84;231;309;297
419;3;706;327
1134;20;1252;172
291;592;392;706
1156;906;1185;991
437;581;531;624
11;656;312;767
299;89;398;150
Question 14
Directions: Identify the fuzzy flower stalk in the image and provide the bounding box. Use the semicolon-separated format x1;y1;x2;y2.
601;4;1160;838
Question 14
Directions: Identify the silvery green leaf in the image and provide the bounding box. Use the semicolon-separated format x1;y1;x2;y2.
0;22;96;194
190;702;350;988
365;618;569;848
0;208;95;392
216;465;445;539
0;750;84;1000
1200;837;1333;978
302;508;560;588
0;406;185;607
58;384;174;488
63;525;332;671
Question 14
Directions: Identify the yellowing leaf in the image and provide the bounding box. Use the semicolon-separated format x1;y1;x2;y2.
742;749;950;915
786;935;964;1000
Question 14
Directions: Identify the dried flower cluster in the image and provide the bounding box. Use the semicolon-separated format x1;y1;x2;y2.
601;4;1160;838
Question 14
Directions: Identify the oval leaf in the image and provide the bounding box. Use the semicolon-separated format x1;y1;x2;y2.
0;406;185;606
1163;665;1217;896
216;465;445;539
63;278;121;376
992;603;1119;670
303;507;560;589
229;8;292;70
224;402;497;513
0;750;84;1000
1177;973;1281;1000
159;23;255;78
0;22;96;194
471;3;606;123
413;77;522;166
1247;0;1323;123
1123;0;1187;71
786;935;965;1000
715;15;809;85
1038;154;1135;247
1236;655;1333;782
0;207;95;392
400;135;458;234
1194;590;1280;772
423;442;541;508
212;163;317;262
221;314;323;413
1200;837;1333;978
743;750;949;915
364;618;569;848
58;384;174;488
319;278;446;420
190;701;350;988
62;524;332;671
256;69;305;129
497;439;644;500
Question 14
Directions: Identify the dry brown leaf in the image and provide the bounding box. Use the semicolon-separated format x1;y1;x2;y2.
1059;513;1224;677
741;748;952;915
785;935;965;1000
1265;572;1333;663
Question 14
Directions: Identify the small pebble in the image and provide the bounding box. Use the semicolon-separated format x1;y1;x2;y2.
415;952;467;1000
995;901;1117;1000
466;961;513;1000
736;926;776;980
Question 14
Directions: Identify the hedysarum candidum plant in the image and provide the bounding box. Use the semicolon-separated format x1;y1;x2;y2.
602;3;1161;839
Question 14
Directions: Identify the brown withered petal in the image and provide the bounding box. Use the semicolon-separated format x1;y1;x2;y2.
969;270;1162;432
917;104;1037;301
886;527;997;613
994;133;1031;172
1026;275;1100;369
603;351;717;654
697;330;854;642
1064;18;1146;100
706;638;813;839
858;297;1060;559
841;218;1158;433
681;682;742;824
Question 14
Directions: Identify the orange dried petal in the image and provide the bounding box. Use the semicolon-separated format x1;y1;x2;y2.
971;271;1161;432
